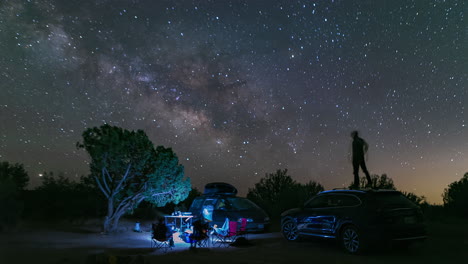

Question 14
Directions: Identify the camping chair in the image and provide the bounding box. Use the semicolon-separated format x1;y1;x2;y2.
151;223;173;252
192;220;211;248
180;220;210;248
212;218;238;247
237;218;248;239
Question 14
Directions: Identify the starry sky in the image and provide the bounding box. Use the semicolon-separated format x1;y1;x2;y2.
0;0;466;204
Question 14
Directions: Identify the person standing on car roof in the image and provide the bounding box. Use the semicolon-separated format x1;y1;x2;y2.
350;131;372;188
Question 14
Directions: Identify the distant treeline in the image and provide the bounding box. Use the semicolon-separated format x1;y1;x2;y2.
0;161;467;232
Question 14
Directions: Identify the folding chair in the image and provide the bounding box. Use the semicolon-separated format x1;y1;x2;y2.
212;218;238;247
151;223;173;252
151;237;172;252
237;218;248;239
188;220;211;248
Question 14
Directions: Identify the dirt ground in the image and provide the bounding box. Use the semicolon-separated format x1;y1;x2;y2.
1;219;467;264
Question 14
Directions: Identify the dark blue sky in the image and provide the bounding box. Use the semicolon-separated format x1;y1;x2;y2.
0;0;466;203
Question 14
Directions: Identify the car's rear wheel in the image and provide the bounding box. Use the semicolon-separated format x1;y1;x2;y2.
281;220;300;241
341;225;362;254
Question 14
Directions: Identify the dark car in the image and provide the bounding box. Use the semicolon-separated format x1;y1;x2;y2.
281;189;427;254
188;182;270;232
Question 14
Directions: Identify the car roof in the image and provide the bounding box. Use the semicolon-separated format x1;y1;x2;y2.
319;189;401;195
196;194;238;199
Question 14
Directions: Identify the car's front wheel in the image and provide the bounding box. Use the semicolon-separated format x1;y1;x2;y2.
281;219;300;241
341;225;362;254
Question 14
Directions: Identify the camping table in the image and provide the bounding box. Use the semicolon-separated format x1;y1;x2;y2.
164;215;193;232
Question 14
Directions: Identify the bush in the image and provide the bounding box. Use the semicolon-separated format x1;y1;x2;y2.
247;169;323;230
0;162;29;231
443;172;468;218
24;172;105;221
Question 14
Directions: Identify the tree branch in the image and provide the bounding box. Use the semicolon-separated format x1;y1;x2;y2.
113;192;144;218
101;167;112;195
103;166;113;184
150;190;174;197
94;176;110;199
113;163;132;196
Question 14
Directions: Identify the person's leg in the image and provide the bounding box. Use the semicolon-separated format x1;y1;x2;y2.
169;237;174;247
352;160;360;188
360;160;372;187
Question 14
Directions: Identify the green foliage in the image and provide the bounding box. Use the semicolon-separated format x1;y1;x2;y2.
442;172;468;217
172;187;202;212
132;188;202;219
0;161;29;231
77;124;191;232
143;146;191;207
247;169;324;221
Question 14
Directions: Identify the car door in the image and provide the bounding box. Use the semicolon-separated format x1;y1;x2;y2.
297;194;338;237
212;197;230;223
201;197;217;222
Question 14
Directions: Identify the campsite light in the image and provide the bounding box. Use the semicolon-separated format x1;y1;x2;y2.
133;221;141;232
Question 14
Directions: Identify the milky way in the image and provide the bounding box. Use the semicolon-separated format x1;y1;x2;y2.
1;0;466;203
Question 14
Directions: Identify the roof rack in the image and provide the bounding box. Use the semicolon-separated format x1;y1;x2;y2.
321;189;367;194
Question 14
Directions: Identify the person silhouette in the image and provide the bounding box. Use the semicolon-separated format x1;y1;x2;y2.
350;131;372;188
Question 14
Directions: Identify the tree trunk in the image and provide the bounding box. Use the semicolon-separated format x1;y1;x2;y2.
103;216;111;233
103;198;114;233
102;198;131;233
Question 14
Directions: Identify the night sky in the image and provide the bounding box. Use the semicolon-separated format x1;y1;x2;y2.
1;0;466;204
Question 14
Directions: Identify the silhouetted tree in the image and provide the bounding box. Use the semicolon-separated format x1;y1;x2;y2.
0;161;29;191
352;174;428;208
0;161;29;231
247;169;323;224
77;125;191;233
401;191;427;207
27;172;104;221
349;173;396;190
247;169;296;208
294;180;325;206
442;172;468;217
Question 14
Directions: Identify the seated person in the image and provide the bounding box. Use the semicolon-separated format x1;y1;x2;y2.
213;218;229;236
152;218;174;247
189;220;209;248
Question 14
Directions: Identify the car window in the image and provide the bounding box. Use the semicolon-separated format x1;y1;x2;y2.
372;192;415;208
189;197;204;211
305;194;360;208
201;198;216;221
304;195;330;208
203;198;217;206
215;198;231;210
226;197;261;210
335;195;361;207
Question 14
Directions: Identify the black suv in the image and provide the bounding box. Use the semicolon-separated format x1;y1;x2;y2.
188;182;269;232
281;189;426;254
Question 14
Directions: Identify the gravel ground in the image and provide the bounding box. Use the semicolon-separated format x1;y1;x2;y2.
1;220;467;264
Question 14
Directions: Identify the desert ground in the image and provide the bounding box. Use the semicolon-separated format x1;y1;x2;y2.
1;219;467;264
